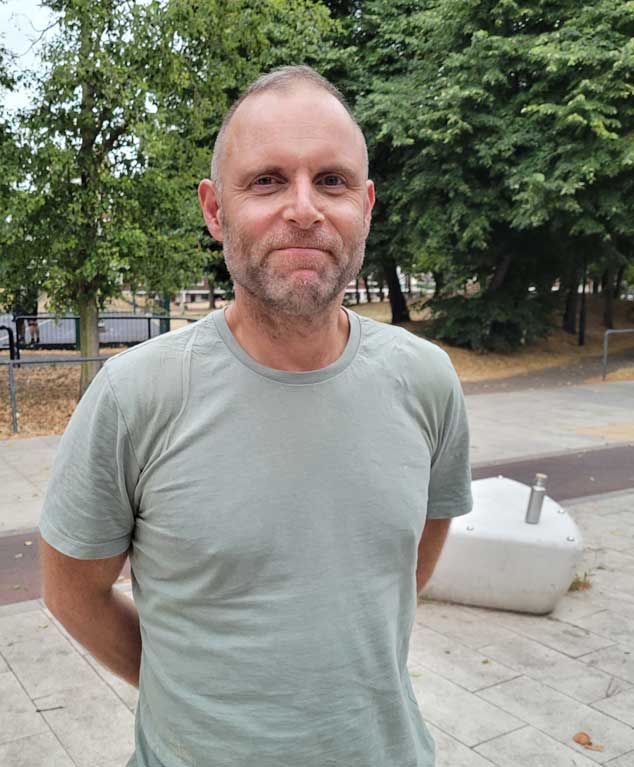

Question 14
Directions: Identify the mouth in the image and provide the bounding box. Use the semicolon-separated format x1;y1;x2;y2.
269;247;332;274
272;247;329;257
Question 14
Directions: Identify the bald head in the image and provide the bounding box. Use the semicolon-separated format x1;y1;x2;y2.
210;65;368;191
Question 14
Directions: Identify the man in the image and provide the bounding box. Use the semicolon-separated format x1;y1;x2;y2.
40;65;472;767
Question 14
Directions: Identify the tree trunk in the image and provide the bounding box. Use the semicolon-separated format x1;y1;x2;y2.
615;265;625;299
578;258;587;346
378;275;385;302
603;266;615;329
363;276;372;302
601;269;608;292
385;259;410;324
592;279;599;295
562;280;579;334
432;270;445;299
355;278;361;305
487;252;513;293
78;292;100;398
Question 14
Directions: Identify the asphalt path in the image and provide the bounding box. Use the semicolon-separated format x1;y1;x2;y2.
2;441;633;607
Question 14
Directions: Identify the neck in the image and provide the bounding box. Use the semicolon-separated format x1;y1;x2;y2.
224;288;350;372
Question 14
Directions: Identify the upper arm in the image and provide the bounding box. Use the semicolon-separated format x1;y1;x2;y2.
40;537;129;614
426;362;473;521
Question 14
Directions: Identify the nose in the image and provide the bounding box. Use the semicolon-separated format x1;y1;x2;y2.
283;176;325;229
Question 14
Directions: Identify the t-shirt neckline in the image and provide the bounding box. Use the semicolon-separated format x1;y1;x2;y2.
211;305;361;384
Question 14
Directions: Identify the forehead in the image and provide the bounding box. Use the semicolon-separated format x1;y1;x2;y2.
223;85;366;177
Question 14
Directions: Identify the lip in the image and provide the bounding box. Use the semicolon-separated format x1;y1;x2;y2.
272;247;328;256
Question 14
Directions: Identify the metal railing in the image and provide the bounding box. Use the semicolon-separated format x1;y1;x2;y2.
0;315;202;435
602;329;634;380
1;313;200;352
1;355;113;434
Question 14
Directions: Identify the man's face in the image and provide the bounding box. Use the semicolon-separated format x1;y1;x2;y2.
199;85;375;317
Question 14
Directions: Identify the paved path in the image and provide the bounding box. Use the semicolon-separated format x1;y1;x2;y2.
462;346;634;395
1;380;633;766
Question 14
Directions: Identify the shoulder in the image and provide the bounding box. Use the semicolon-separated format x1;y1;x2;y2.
100;318;210;461
356;312;458;397
103;318;201;391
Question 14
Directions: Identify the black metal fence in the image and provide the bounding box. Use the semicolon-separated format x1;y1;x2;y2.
0;312;200;353
1;355;111;434
2;312;167;351
0;314;201;434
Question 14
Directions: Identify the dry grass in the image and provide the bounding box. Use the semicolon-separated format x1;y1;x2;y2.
352;295;634;383
1;295;633;439
568;572;593;592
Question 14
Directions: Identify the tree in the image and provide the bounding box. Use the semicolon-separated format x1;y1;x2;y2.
323;0;415;324
349;0;634;348
6;0;336;395
140;0;336;319
0;41;18;286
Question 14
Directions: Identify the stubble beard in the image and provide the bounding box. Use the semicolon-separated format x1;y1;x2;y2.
222;217;366;318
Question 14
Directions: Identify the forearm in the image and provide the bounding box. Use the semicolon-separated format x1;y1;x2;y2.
416;518;451;595
51;588;142;689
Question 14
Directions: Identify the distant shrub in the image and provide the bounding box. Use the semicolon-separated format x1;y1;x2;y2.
427;293;555;352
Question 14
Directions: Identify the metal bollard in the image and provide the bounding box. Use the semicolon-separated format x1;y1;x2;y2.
525;473;548;524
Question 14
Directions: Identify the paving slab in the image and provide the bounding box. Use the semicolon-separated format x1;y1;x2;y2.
477;675;634;763
0;671;49;745
579;645;634;686
474;724;600;767
410;667;525;747
478;634;629;704
606;750;634;766
592;688;634;728
478;609;616;658
33;681;135;767
408;625;519;692
427;722;496;767
0;731;75;767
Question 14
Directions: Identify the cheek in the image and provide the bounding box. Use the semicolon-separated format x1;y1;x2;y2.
328;201;367;238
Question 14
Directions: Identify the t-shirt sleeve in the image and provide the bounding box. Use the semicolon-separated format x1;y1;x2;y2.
426;365;473;520
39;363;140;559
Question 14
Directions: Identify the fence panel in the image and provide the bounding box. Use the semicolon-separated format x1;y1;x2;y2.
0;356;111;436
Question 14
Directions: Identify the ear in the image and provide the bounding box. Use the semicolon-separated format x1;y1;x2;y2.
364;179;376;236
198;179;224;242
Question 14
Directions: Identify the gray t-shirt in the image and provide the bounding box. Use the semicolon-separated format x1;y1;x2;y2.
40;307;472;767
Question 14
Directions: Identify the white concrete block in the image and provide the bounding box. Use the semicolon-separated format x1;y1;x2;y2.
421;477;583;614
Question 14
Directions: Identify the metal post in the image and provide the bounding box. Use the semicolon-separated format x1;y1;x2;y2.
159;293;171;334
74;317;81;351
147;316;151;340
8;362;18;434
525;473;548;524
603;331;609;381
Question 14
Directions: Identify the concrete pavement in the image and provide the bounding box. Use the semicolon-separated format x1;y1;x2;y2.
1;381;633;766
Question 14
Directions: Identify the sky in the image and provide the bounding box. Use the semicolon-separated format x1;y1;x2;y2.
0;0;55;112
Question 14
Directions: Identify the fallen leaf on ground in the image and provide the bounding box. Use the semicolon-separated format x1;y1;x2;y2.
573;731;604;751
24;540;32;546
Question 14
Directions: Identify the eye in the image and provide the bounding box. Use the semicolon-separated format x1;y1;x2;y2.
319;174;345;188
253;175;278;187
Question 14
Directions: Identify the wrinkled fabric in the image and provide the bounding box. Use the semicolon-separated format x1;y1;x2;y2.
40;307;472;767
